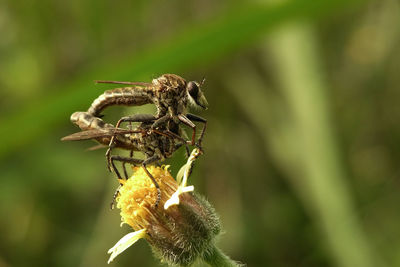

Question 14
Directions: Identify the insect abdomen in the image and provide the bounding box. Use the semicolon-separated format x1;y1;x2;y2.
88;87;152;116
70;111;137;150
71;111;112;130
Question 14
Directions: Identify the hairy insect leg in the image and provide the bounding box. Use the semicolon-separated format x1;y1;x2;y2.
110;184;122;210
186;113;207;149
118;114;157;125
164;130;191;157
110;155;143;180
110;154;135;209
178;114;208;152
110;154;162;207
149;117;191;158
151;114;170;129
151;127;190;157
121;150;134;179
109;155;143;209
122;162;129;180
106;114;156;170
142;155;162;207
105;143;116;172
178;114;197;146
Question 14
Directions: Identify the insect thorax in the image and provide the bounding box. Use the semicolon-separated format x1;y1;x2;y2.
138;122;177;156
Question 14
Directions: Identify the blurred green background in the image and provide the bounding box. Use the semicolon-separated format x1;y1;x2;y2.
1;0;399;266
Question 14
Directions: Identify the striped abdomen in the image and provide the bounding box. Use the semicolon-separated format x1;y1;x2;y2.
88;87;153;117
70;111;137;150
71;111;113;131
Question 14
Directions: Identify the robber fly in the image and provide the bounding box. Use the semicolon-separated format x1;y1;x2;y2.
62;111;190;206
88;74;209;148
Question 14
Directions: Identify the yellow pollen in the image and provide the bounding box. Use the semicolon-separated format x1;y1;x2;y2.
116;166;179;230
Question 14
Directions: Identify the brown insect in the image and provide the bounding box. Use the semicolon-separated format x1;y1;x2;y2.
88;74;208;148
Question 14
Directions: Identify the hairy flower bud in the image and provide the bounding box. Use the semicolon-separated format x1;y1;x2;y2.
108;165;221;266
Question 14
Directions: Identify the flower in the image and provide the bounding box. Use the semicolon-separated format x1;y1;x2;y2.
107;150;221;266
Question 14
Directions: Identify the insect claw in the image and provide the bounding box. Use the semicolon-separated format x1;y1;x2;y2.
194;142;204;154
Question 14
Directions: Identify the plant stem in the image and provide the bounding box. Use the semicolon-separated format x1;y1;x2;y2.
202;245;243;267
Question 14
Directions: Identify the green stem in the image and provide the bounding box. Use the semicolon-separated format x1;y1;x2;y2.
202;245;243;267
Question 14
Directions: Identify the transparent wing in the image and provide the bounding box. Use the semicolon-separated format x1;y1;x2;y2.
61;128;140;141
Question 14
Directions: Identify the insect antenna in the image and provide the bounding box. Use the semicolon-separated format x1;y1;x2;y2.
95;80;151;86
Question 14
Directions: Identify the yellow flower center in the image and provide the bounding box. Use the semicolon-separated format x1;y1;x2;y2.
116;166;179;230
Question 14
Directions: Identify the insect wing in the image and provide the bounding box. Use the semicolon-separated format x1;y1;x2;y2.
86;144;108;151
61;128;140;141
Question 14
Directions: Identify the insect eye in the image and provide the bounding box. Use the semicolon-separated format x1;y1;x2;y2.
187;81;199;99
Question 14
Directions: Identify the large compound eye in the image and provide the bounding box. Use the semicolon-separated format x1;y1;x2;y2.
187;81;199;99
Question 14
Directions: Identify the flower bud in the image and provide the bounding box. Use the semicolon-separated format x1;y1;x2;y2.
108;165;221;266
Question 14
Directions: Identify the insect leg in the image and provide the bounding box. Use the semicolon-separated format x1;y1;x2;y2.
109;156;144;208
106;114;156;171
110;155;161;206
110;155;143;179
185;113;207;148
142;155;162;207
116;114;157;125
162;129;190;157
110;156;139;209
110;184;121;210
151;114;171;129
152;127;190;158
178;114;196;146
120;149;136;179
122;162;129;180
106;143;116;172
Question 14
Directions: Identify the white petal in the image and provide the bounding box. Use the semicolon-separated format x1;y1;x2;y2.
164;185;194;210
166;149;199;210
176;163;188;184
182;185;194;192
164;192;180;210
107;229;146;264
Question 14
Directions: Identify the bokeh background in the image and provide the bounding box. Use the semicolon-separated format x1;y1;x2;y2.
1;0;399;266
